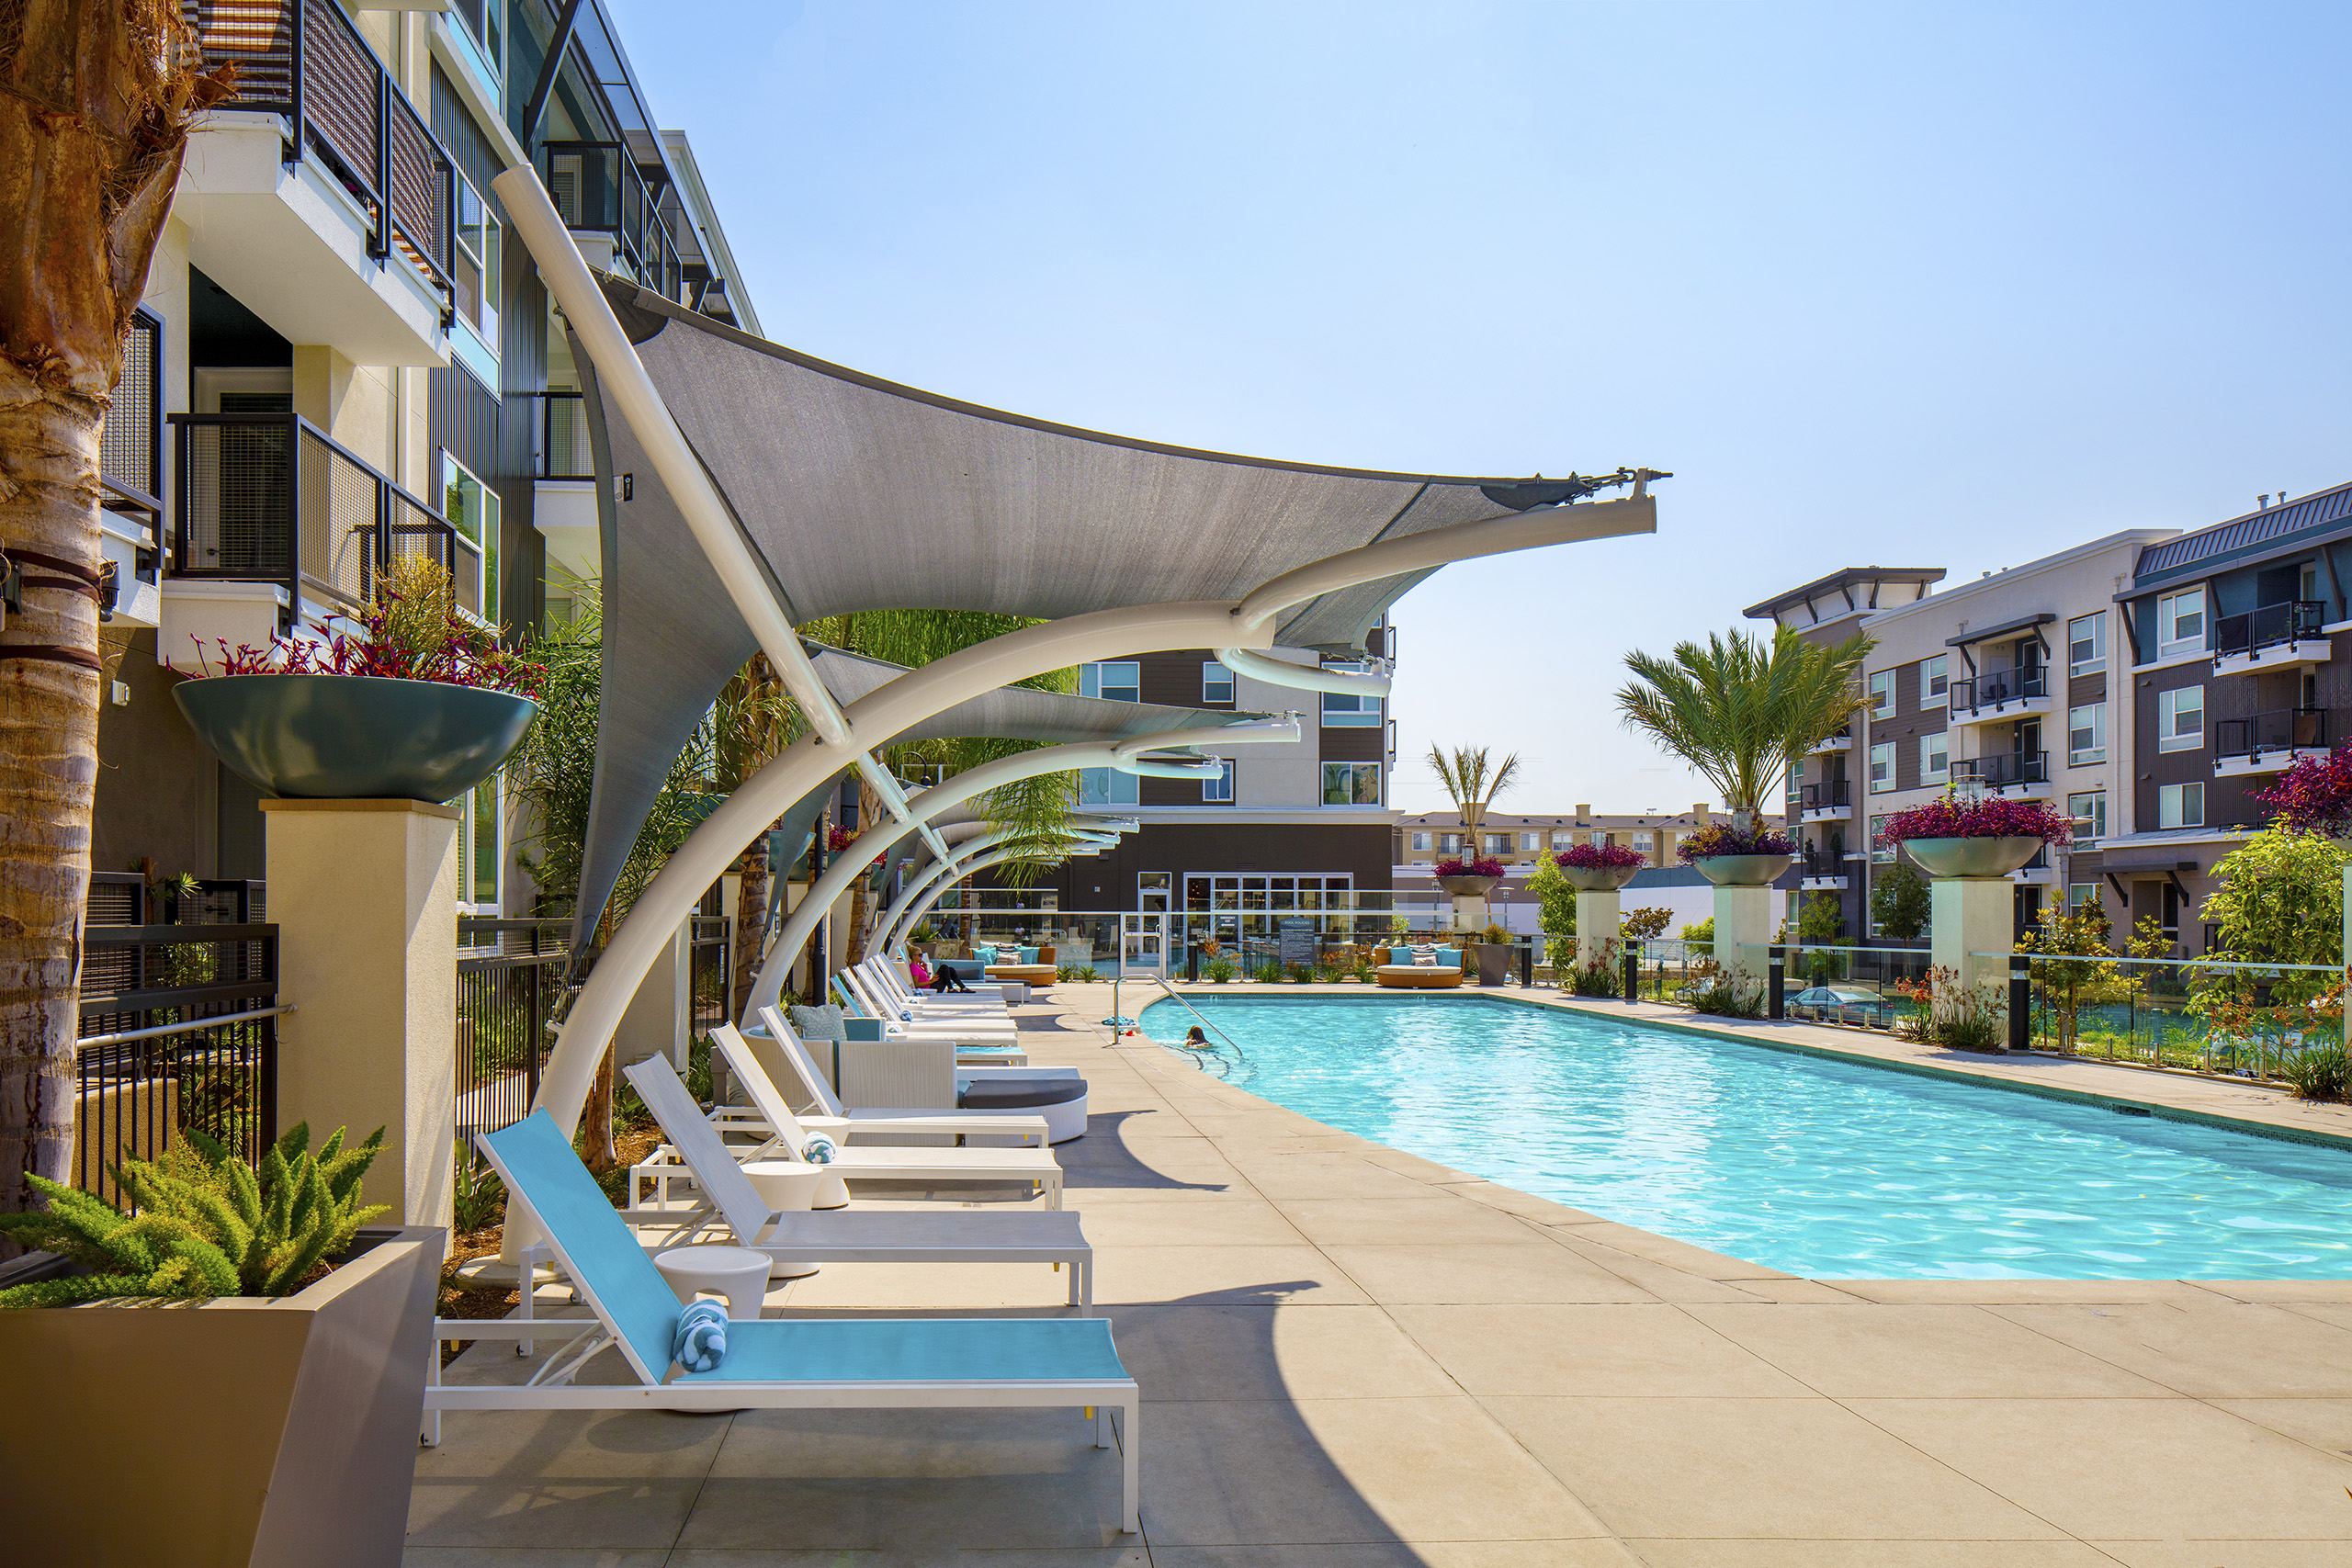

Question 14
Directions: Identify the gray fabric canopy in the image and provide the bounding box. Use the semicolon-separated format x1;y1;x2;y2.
576;276;1598;942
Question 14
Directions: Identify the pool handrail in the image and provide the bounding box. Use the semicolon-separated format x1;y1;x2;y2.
1109;973;1250;1069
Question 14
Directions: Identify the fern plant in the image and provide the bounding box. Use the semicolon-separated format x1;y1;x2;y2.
0;1123;388;1309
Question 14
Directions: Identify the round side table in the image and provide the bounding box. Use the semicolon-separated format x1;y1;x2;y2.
653;1245;775;1319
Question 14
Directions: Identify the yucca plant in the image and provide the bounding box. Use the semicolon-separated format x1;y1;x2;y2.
0;1123;387;1309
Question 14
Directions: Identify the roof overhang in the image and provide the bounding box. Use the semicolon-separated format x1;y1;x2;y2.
1947;613;2056;649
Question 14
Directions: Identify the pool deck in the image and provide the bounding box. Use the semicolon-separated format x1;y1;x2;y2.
410;981;2352;1566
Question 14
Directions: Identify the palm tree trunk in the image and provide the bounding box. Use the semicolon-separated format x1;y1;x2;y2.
842;775;883;968
730;837;769;1022
0;5;226;1222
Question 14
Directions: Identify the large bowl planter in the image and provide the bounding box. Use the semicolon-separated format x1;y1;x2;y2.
176;673;536;803
1691;853;1794;887
1434;874;1502;897
1559;863;1641;893
0;1224;441;1568
1903;835;2046;878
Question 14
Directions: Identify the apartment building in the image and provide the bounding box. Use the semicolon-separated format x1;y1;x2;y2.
1390;806;1780;931
95;0;754;915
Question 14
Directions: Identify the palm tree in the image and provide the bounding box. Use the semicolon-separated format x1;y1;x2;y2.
1;6;232;1219
1614;625;1873;832
1427;745;1521;857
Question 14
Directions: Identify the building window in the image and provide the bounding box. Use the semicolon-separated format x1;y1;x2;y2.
440;452;499;621
449;0;504;78
1869;671;1893;716
1519;833;1539;851
1480;833;1509;855
2156;590;2206;660
1869;813;1893;862
1080;768;1139;807
1869;741;1895;793
1632;831;1655;856
1320;669;1381;727
1550;831;1573;850
2077;791;2110;845
1201;660;1234;704
2067;702;2107;765
1080;661;1140;703
1410;831;1430;852
1202;760;1234;802
2068;883;2101;914
1920;655;1948;705
2156;686;2203;752
1920;732;1948;783
2068;612;2105;675
453;172;502;346
2157;782;2204;829
1438;832;1463;853
1322;761;1380;806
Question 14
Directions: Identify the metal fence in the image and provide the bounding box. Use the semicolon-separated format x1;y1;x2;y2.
2014;952;2345;1077
689;914;731;1034
455;919;569;1145
75;923;282;1202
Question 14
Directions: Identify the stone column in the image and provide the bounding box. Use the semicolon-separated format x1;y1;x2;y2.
1451;892;1487;933
261;799;458;1232
1712;883;1775;991
1574;889;1621;971
1932;876;2013;1020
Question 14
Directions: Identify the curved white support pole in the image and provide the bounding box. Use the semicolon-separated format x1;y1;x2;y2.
1214;648;1391;698
890;839;1122;957
1111;715;1299;764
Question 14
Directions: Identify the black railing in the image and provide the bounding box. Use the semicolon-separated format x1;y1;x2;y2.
456;919;570;1143
99;308;164;546
539;141;684;302
690;914;731;1034
185;0;455;304
1800;844;1845;880
75;923;280;1200
2214;600;2327;660
1802;779;1850;813
1952;750;2051;790
2214;706;2329;760
538;391;594;480
1952;668;2047;710
169;412;479;630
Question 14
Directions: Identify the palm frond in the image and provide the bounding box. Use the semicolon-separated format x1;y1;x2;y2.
1615;625;1873;819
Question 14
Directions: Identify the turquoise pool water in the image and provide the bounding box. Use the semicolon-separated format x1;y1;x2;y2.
1138;994;2352;1279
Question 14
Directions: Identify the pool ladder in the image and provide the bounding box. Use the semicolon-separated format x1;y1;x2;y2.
1107;973;1249;1072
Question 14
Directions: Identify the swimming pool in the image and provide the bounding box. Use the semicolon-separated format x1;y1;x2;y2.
1138;993;2352;1280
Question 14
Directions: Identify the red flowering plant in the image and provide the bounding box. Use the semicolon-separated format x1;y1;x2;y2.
2251;747;2352;836
190;559;543;699
826;825;857;852
1875;794;2072;847
1675;823;1796;862
1432;855;1506;878
1555;841;1645;870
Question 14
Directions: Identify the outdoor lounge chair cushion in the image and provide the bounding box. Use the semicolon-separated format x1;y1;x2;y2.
789;1003;846;1042
672;1315;1127;1385
975;944;999;964
958;1077;1089;1111
1017;947;1038;964
674;1300;728;1372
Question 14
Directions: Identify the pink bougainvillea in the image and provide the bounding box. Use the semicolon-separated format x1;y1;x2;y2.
827;825;857;852
1556;842;1645;870
1676;823;1797;862
2253;746;2352;836
1433;855;1506;878
1877;794;2073;847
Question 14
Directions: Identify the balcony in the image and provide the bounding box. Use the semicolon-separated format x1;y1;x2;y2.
540;141;685;303
1951;750;2054;800
2214;707;2331;777
161;413;480;667
1800;843;1847;891
2211;599;2331;674
1800;779;1851;823
1949;668;2052;726
177;0;457;366
1807;728;1852;755
533;392;601;592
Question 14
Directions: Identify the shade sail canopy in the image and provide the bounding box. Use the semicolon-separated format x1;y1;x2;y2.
577;275;1623;943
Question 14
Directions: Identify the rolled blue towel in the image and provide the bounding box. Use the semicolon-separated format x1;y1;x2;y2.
673;1299;727;1372
801;1133;838;1165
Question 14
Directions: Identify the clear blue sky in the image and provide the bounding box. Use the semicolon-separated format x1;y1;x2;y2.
607;0;2352;814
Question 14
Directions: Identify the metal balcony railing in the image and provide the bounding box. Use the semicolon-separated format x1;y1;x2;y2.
1800;844;1845;880
538;392;594;480
185;0;457;308
1802;779;1850;812
169;413;480;629
1951;668;2046;711
2214;706;2328;760
2213;599;2326;660
1951;750;2051;791
539;141;684;303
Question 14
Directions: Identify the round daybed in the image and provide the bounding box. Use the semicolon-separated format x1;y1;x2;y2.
1373;944;1467;989
977;943;1057;991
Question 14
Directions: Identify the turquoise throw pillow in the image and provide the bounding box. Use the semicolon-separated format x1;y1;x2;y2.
1018;946;1038;964
975;943;999;964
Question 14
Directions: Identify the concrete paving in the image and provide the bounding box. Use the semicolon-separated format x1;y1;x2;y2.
409;981;2352;1566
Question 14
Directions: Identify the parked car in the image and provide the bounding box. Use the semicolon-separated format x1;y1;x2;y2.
1790;985;1897;1028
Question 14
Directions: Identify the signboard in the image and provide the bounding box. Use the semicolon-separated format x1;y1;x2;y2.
1278;917;1317;969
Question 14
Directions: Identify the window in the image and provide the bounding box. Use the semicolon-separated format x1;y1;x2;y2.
1322;761;1381;806
1080;661;1140;703
1869;671;1893;716
2156;589;2206;659
453;173;502;344
2067;703;2107;765
449;0;504;77
1921;655;1948;705
1202;760;1234;802
1409;831;1430;852
1319;667;1380;727
1920;732;1948;783
1869;741;1895;793
1520;833;1540;851
1201;660;1234;704
440;452;499;621
1632;831;1655;855
1869;813;1894;862
2068;883;2101;914
2068;790;2106;848
2157;686;2203;752
1438;833;1463;853
456;774;502;908
1080;768;1138;807
1550;831;1573;850
2157;781;2204;829
1482;833;1510;855
2068;612;2105;675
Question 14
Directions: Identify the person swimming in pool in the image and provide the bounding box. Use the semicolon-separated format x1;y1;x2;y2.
1182;1026;1212;1049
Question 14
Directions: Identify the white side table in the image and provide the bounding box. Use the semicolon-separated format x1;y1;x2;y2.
654;1245;775;1319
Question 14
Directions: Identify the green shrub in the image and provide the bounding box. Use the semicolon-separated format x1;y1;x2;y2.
1685;978;1762;1019
1077;965;1102;983
451;1149;507;1233
1056;963;1078;981
1206;958;1236;984
907;921;936;944
1254;961;1283;984
2281;1043;2349;1101
1572;957;1623;998
0;1123;388;1308
1287;963;1314;984
1354;964;1375;984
